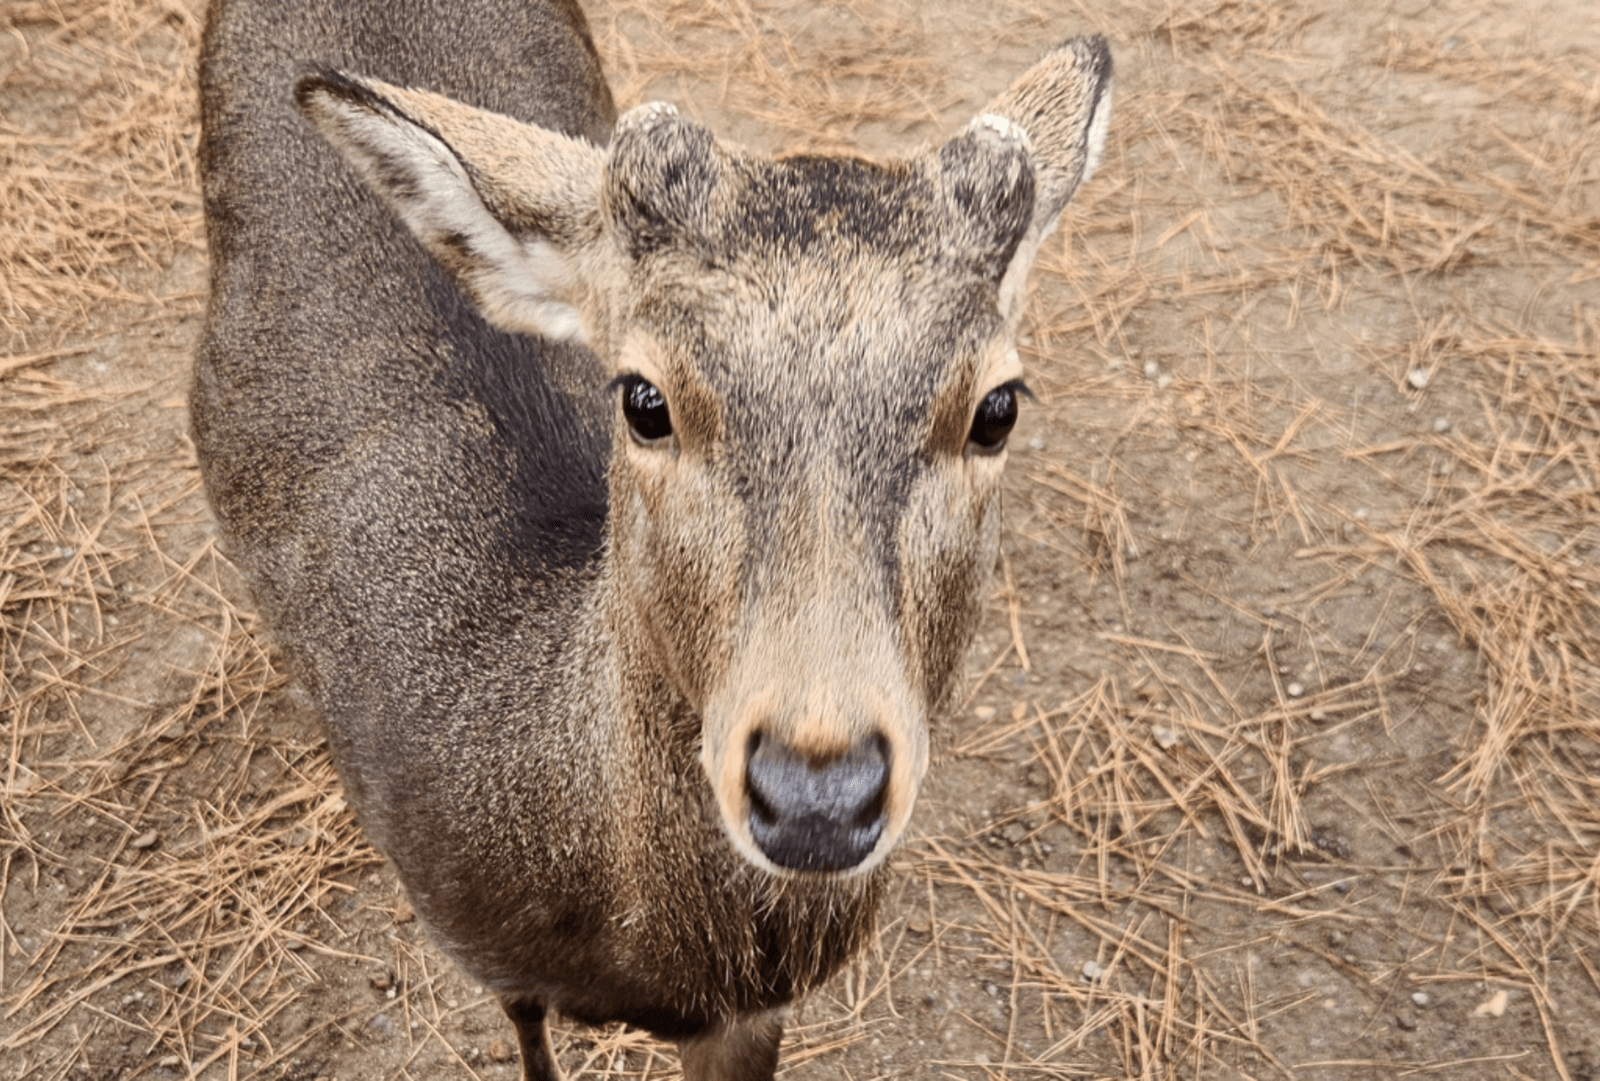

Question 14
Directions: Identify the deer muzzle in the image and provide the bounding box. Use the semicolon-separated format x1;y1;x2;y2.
744;732;889;872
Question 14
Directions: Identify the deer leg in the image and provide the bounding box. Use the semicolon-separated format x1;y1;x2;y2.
677;1010;784;1081
500;996;563;1081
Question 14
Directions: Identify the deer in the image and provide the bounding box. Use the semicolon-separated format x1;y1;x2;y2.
192;0;1110;1077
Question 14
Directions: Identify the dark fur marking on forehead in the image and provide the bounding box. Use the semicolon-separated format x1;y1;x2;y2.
723;156;934;256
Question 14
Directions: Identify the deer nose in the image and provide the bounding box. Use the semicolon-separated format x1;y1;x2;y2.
745;732;889;872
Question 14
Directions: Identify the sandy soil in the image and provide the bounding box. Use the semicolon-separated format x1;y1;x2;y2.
4;0;1599;1078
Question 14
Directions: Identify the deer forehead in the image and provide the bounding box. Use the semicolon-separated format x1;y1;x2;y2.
702;154;940;257
606;136;945;258
606;150;1020;354
616;285;1005;472
614;228;1014;445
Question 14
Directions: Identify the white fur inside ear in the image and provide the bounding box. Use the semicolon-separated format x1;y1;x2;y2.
996;232;1042;323
303;83;585;342
1079;86;1113;190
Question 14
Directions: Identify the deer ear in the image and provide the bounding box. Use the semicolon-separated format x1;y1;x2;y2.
980;36;1112;231
295;69;612;343
945;36;1112;317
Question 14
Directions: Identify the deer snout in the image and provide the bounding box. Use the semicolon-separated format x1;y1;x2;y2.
744;733;889;872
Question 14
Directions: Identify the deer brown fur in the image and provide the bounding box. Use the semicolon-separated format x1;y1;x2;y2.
193;0;1111;1077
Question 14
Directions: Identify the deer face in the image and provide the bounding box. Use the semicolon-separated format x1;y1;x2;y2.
599;137;1039;873
295;36;1110;875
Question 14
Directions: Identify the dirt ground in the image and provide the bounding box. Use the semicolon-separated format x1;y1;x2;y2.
4;0;1599;1078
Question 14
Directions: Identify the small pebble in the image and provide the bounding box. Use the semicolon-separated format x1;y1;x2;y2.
1151;724;1179;750
368;1013;395;1036
158;1055;181;1068
1027;436;1045;451
973;705;997;720
1081;960;1104;981
1396;1011;1418;1031
130;831;159;850
1286;682;1305;698
489;1039;513;1063
1411;991;1430;1007
1143;360;1161;380
1433;417;1451;433
1407;369;1430;389
1156;373;1174;390
906;913;932;936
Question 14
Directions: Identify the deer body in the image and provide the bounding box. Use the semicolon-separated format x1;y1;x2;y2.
195;0;1110;1076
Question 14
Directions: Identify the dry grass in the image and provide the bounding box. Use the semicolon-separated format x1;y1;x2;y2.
4;0;1599;1077
0;0;204;350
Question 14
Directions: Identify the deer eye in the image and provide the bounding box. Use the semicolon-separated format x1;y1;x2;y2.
967;380;1028;454
614;375;673;445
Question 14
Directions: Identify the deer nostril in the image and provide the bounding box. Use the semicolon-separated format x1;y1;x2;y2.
745;732;780;826
744;733;890;872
